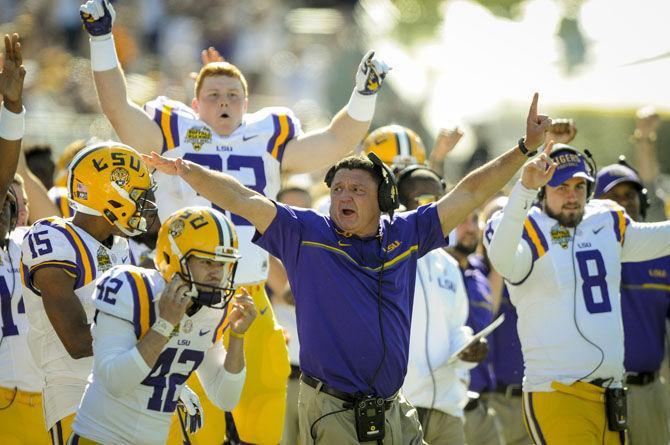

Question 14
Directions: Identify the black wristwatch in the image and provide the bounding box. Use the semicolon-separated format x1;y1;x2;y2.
518;137;538;157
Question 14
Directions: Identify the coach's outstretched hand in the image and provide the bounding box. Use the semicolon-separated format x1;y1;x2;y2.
0;33;26;111
142;152;192;178
80;0;116;39
355;50;390;96
524;93;552;151
521;141;558;189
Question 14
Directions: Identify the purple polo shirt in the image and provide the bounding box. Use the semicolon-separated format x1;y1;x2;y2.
490;287;524;385
253;202;448;397
621;256;670;372
463;256;496;393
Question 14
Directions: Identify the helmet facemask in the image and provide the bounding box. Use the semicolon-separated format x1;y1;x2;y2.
106;182;158;237
177;247;240;309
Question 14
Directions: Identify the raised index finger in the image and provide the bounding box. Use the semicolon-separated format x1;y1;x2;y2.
527;92;539;122
542;140;554;156
11;34;21;66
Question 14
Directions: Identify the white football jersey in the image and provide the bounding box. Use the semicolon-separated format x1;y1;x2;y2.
73;266;231;445
0;227;43;392
20;217;130;429
485;184;670;392
403;248;473;417
145;96;302;284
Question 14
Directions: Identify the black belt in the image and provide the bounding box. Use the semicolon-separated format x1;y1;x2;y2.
300;373;394;410
464;397;479;412
625;371;658;386
289;364;301;380
494;383;522;398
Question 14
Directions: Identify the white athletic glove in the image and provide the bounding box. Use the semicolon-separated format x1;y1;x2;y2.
354;50;391;96
177;384;204;435
80;0;116;40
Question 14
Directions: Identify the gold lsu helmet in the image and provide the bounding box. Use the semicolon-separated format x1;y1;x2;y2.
362;125;426;169
155;206;241;308
67;141;156;236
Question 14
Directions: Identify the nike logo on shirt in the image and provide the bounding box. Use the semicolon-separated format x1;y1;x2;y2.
199;329;211;336
338;241;351;247
242;134;258;141
593;226;604;234
260;306;268;315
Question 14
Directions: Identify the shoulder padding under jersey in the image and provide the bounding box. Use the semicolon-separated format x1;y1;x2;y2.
93;265;165;339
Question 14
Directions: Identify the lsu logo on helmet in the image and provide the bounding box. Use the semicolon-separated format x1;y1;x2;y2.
362;125;426;169
67;141;156;236
156;207;240;309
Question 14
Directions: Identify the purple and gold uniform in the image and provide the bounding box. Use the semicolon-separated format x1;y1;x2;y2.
0;227;49;444
20;217;130;443
145;96;299;443
621;257;670;445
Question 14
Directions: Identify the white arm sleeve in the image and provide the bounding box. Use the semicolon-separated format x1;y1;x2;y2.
485;181;538;282
92;312;152;398
622;220;670;262
196;341;246;411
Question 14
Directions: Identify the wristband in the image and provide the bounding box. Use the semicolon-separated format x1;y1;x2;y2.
90;35;119;71
517;137;537;158
229;330;245;339
0;103;26;141
151;317;175;338
346;89;377;122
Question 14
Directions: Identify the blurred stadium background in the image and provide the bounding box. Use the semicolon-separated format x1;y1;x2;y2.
0;0;667;193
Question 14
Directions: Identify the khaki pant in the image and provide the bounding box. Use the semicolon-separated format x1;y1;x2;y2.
281;376;300;445
483;392;531;445
463;400;505;445
416;407;465;445
627;378;670;445
297;379;425;445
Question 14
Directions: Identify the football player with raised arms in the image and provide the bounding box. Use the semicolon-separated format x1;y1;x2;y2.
20;141;156;443
70;206;256;445
484;142;670;444
79;1;389;441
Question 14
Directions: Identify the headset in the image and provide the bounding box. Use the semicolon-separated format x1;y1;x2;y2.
615;155;649;220
324;153;400;217
395;164;446;207
538;144;597;202
367;152;400;216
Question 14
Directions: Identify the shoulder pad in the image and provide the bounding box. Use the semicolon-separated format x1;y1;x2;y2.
93;265;165;339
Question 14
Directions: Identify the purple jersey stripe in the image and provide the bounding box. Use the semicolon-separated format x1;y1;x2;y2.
527;216;548;252
276;115;295;163
141;273;156;327
522;229;539;261
40;221;86;288
266;114;280;155
125;271;143;339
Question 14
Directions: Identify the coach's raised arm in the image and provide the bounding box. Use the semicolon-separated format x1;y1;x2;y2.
143;93;551;443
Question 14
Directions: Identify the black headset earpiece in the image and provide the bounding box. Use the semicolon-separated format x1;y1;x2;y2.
539;145;597;202
617;155;649;220
395;165;447;192
367;152;399;217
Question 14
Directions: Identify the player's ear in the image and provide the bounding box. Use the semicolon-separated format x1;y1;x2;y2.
191;97;200;113
242;97;249;114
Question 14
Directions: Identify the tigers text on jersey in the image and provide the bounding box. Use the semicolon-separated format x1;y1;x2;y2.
484;181;670;392
145;96;302;284
73;266;237;445
0;227;43;392
20;217;130;429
